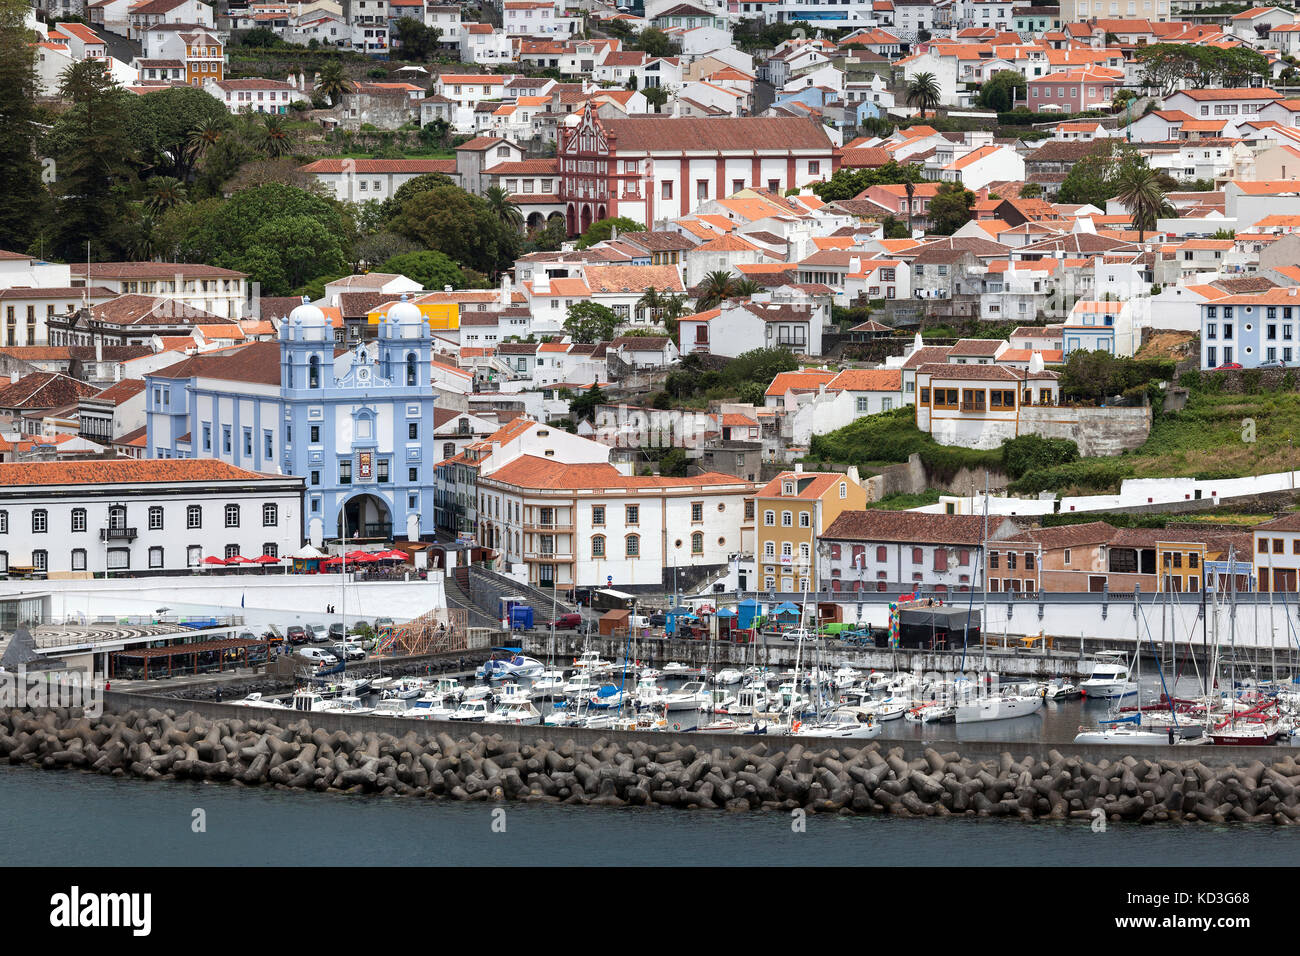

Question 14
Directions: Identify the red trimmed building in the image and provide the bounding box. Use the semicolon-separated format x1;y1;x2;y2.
557;105;838;235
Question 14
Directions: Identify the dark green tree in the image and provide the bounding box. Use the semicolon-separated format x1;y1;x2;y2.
0;0;47;252
377;250;465;289
976;70;1026;112
395;18;443;60
388;183;518;276
568;384;607;423
927;181;975;235
634;27;677;57
563;301;619;343
575;215;644;249
46;59;138;260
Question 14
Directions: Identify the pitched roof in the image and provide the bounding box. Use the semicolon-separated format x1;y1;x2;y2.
150;341;283;386
595;116;834;152
827;368;901;391
823;509;992;546
0;373;97;410
483;454;749;491
765;369;837;396
0;459;289;487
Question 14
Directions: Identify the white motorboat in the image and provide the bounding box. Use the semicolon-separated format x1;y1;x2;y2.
531;670;567;698
1080;653;1138;699
479;654;546;681
955;694;1044;723
793;708;880;739
865;671;891;692
562;672;601;697
704;688;738;714
862;697;909;721
449;698;491;721
387;677;427;700
290;688;330;712
233;692;287;710
734;686;768;714
662;680;711;712
496;682;534;704
484;700;542;725
318;695;375;716
635;677;668;708
714;668;743;686
573;650;614;675
638;667;662;682
661;661;693;677
832;666;859;688
371;698;413;717
407;695;458;719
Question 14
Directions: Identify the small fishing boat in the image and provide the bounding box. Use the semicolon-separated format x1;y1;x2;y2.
1045;680;1082;701
662;680;711;712
1080;652;1138;700
233;692;287;710
714;668;743;686
449;698;491;721
792;708;880;739
484;700;542;726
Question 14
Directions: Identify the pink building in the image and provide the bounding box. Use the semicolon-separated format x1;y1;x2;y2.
1027;66;1123;114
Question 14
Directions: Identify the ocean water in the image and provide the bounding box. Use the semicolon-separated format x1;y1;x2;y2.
1;762;1292;867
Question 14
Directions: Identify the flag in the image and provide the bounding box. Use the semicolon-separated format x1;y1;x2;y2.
241;592;245;608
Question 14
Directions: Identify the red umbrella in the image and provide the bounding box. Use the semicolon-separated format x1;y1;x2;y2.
377;549;407;561
224;555;253;565
202;556;227;566
322;555;343;566
350;552;380;563
252;554;281;564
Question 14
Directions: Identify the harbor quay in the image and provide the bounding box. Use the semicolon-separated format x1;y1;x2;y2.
2;693;1297;826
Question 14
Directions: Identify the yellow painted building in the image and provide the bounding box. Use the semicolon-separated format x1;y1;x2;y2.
752;465;866;592
367;301;460;332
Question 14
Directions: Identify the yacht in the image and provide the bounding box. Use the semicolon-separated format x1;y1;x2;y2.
371;698;413;718
662;680;711;712
484;700;542;726
531;670;567;698
714;668;743;686
793;708;880;739
955;693;1044;723
1045;679;1082;701
319;695;374;716
233;692;287;710
407;695;458;719
562;672;601;698
290;688;330;712
588;684;632;710
1080;653;1138;699
449;698;491;721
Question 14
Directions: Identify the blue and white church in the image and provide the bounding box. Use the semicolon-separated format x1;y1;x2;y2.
144;297;438;546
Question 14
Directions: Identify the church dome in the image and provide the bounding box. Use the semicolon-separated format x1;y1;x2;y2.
386;295;424;338
289;300;327;326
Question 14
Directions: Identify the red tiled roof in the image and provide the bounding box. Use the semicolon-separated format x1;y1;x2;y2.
0;458;289;487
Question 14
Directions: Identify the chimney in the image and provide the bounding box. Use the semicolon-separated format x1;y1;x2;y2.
847;465;860;485
849;255;861;274
9;371;18;384
535;272;550;294
794;463;803;475
95;337;102;362
499;274;510;306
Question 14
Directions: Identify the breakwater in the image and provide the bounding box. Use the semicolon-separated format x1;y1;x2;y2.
7;700;1300;825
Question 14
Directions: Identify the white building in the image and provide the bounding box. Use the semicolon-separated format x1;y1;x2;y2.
0;458;303;575
476;454;755;589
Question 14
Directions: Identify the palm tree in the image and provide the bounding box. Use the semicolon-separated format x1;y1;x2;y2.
185;116;229;171
906;72;942;119
733;278;761;298
636;285;663;323
483;185;524;232
126;212;160;262
143;176;187;215
1112;159;1172;243
259;114;293;158
695;269;741;311
315;62;351;107
904;180;916;235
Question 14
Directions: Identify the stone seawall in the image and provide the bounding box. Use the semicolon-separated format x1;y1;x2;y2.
3;696;1294;825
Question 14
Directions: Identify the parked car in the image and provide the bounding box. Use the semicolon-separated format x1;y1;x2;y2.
308;624;329;644
332;642;365;661
328;622;346;641
375;616;394;632
542;612;582;630
296;647;338;666
1259;360;1289;370
1212;362;1243;371
286;625;308;645
648;613;668;628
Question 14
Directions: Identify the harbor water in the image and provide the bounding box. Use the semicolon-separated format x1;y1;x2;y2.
1;761;1295;867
